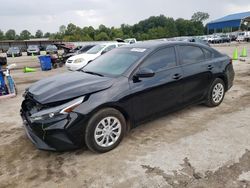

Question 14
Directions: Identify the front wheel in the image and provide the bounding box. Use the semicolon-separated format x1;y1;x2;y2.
205;78;225;107
85;108;126;153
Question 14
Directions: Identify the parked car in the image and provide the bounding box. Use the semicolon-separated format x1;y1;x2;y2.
76;45;95;55
65;42;126;71
219;34;231;43
124;38;137;44
20;41;235;152
46;45;58;54
174;37;210;46
61;45;96;63
236;32;250;42
229;32;238;41
6;47;22;57
27;45;41;56
209;35;223;44
197;35;208;42
116;38;137;44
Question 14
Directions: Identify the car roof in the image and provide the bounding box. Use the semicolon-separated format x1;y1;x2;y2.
98;42;124;46
120;41;206;50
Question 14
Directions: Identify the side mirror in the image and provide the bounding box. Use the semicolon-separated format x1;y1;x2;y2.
135;68;155;78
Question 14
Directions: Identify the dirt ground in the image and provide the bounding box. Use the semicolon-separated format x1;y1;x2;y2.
0;43;250;188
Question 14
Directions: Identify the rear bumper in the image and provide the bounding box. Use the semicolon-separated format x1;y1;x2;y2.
20;109;86;151
27;51;40;55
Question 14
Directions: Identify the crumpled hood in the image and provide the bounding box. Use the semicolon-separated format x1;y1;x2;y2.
28;71;114;104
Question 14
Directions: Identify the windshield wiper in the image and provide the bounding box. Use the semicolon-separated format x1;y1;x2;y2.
81;70;104;77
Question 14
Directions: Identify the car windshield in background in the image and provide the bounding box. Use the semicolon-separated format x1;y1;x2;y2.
86;44;106;54
28;45;38;49
9;47;19;51
11;47;18;50
82;48;147;76
46;45;57;50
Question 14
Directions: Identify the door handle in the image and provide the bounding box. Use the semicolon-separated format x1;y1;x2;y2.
172;74;182;80
208;65;214;70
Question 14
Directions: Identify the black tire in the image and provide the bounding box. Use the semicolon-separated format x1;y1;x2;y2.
85;108;126;153
52;63;58;69
59;62;64;67
205;78;225;107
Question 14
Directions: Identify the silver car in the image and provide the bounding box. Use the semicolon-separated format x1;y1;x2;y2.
27;45;40;56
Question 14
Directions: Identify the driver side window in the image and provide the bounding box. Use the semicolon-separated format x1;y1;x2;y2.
141;47;177;72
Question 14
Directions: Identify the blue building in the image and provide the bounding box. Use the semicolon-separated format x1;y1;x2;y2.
207;11;250;34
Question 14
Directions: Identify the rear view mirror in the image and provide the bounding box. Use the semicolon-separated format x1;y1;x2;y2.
135;68;155;78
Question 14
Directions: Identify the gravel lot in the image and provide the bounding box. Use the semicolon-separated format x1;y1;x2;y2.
0;43;250;188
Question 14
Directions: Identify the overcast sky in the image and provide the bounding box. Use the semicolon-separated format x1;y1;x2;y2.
0;0;250;34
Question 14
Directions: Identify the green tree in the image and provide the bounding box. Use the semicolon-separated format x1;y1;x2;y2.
165;17;178;37
82;26;95;40
5;29;16;40
20;30;31;40
65;23;77;35
35;30;43;38
111;27;124;39
59;25;66;34
0;30;4;40
95;32;110;41
191;12;209;22
44;32;51;38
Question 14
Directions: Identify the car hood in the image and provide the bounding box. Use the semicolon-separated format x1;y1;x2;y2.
28;71;114;104
69;53;99;62
7;50;19;53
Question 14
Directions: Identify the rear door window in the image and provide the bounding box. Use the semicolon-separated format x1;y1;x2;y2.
202;48;213;59
179;45;205;65
141;47;177;72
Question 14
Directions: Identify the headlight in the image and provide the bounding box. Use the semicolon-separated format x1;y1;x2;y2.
30;96;85;122
74;58;85;64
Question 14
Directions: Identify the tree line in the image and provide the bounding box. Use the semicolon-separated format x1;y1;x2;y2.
0;12;209;41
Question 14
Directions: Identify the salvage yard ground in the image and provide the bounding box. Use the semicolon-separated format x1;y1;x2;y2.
0;43;250;188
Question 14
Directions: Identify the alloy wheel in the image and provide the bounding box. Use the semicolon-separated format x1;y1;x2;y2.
212;83;224;104
94;116;122;147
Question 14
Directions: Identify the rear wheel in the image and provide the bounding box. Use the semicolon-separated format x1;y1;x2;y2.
205;78;225;107
85;108;126;153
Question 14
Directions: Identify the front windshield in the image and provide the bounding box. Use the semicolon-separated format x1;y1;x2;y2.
82;48;147;76
86;44;106;54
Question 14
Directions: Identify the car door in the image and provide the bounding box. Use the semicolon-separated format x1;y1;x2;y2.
177;45;214;105
129;46;184;124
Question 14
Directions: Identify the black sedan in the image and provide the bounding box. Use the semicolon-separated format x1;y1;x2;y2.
21;41;234;153
6;47;22;57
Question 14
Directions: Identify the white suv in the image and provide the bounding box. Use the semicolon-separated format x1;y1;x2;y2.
236;32;250;42
66;42;126;71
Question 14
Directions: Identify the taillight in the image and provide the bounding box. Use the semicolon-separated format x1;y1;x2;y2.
229;58;232;64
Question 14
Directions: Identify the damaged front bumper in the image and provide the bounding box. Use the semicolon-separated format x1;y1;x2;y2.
20;101;88;151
